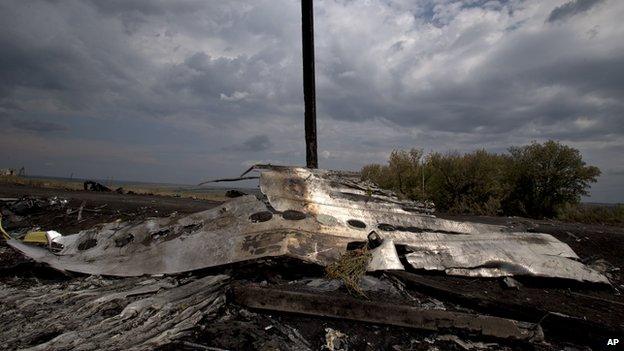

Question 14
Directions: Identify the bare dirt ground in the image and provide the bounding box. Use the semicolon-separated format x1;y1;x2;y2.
1;183;622;350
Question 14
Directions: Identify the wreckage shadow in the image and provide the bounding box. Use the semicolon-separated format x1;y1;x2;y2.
0;261;75;282
392;262;621;349
183;256;326;283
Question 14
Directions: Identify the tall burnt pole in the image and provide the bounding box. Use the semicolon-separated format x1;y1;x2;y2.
302;0;318;168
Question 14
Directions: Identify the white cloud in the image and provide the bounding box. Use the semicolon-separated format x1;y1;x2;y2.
219;91;250;102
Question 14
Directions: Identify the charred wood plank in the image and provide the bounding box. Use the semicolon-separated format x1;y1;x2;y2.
230;284;542;340
0;275;229;350
389;271;623;349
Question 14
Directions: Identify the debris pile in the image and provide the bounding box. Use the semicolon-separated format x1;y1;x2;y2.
83;180;111;192
4;165;609;282
0;165;622;350
2;196;68;216
0;274;228;350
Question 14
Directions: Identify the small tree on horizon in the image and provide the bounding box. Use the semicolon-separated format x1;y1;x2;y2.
504;140;601;218
360;140;601;219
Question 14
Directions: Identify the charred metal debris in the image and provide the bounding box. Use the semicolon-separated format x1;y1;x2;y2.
1;165;621;350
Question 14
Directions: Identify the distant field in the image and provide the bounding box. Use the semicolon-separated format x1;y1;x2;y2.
0;175;259;202
557;202;624;225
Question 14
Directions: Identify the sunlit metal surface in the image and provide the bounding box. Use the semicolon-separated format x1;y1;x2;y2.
367;239;405;271
7;165;609;283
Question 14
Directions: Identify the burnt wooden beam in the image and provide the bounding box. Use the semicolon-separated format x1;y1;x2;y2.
230;284;542;340
301;0;318;168
388;271;623;349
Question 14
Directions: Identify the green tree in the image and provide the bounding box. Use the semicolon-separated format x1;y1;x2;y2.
504;140;601;217
361;149;426;200
360;164;390;189
425;150;511;215
360;141;600;219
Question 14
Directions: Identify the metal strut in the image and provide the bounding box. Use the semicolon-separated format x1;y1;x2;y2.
302;0;318;168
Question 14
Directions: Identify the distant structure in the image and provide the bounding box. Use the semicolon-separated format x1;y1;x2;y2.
0;168;16;176
0;167;26;176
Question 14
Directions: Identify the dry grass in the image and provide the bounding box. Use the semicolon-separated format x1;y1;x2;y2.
325;247;372;298
133;187;228;202
0;175;83;190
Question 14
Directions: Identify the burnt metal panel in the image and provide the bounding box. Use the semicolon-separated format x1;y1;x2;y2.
6;165;609;283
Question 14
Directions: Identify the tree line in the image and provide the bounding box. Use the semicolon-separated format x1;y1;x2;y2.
361;140;601;218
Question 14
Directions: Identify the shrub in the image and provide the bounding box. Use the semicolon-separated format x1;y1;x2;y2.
556;203;624;225
425;150;511;215
361;149;426;200
504;141;601;218
361;141;601;219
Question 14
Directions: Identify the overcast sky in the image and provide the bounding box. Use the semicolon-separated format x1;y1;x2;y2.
0;0;622;202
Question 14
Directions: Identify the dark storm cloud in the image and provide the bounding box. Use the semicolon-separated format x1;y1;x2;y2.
0;0;622;201
88;0;169;16
547;0;605;22
87;0;208;35
12;120;68;133
0;1;152;118
314;0;624;146
607;168;624;176
223;135;273;152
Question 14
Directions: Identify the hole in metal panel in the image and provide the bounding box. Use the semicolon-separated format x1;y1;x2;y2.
377;223;396;231
114;234;134;247
50;242;64;253
180;223;204;233
249;211;273;223
282;210;306;221
78;238;97;251
317;214;338;226
347;219;367;229
151;229;172;241
404;226;425;233
346;241;367;250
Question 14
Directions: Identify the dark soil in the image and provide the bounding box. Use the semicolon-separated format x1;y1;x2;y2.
0;183;219;235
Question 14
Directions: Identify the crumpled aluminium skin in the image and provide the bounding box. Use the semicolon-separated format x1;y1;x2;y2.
7;165;609;284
